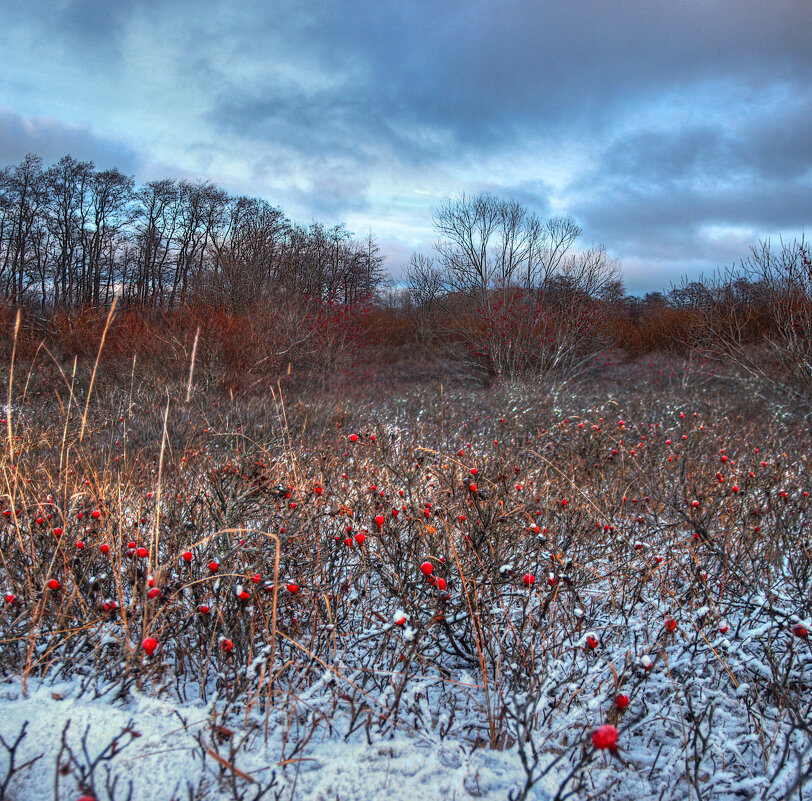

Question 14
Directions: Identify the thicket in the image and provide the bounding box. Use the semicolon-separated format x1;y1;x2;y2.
1;154;810;402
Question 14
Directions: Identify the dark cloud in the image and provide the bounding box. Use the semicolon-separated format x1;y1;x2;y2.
286;172;372;220
0;108;141;173
5;0;153;62
582;179;811;245
571;87;812;285
199;0;811;141
596;95;812;193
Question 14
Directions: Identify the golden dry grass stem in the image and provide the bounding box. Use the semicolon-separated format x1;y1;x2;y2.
205;747;256;783
6;309;21;465
270;382;300;492
186;325;200;403
150;394;171;582
59;357;78;479
127;352;137;419
80;297;117;443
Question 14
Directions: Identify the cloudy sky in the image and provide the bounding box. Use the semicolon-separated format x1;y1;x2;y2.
2;0;810;292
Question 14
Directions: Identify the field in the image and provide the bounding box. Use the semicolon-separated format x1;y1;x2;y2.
1;350;810;801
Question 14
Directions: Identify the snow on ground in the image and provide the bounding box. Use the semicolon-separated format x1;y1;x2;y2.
0;678;549;800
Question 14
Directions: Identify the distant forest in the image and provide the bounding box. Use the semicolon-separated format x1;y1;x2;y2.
0;153;384;310
1;153;810;396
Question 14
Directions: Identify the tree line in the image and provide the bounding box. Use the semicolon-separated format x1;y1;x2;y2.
1;153;809;393
0;154;385;311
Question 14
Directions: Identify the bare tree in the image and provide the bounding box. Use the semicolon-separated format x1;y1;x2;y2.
208;196;289;309
406;252;445;345
45;155;93;309
83;167;135;306
432;193;582;300
535;216;582;286
687;236;812;398
131;178;179;305
0;154;47;304
430;192;600;379
556;244;619;299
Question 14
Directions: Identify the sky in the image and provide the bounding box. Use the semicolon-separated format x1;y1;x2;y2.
1;0;810;293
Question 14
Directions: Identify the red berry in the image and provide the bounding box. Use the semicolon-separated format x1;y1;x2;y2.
523;573;535;586
137;547;148;558
420;561;434;576
182;550;193;562
469;482;477;493
91;509;101;519
615;694;630;709
375;515;385;528
220;638;233;652
199;604;210;615
208;561;219;573
286;583;299;594
354;532;366;545
100;543;110;554
349;434;358;442
47;579;60;590
142;637;158;656
592;724;618;750
665;618;678;633
792;624;808;639
53;527;63;538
